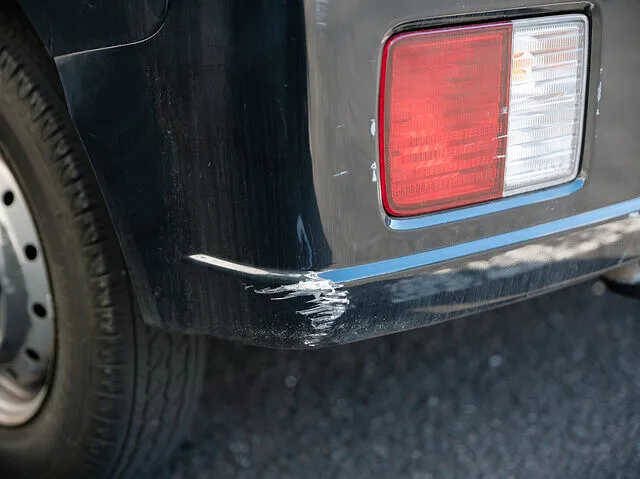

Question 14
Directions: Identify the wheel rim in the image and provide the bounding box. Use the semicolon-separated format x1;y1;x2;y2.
0;155;54;427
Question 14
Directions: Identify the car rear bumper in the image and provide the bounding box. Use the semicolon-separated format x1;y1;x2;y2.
186;199;640;348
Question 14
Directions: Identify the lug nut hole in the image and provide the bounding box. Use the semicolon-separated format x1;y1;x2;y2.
24;244;37;260
32;303;46;318
3;191;14;206
25;349;40;362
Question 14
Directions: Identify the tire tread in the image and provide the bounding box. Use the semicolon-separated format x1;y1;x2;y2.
0;10;206;479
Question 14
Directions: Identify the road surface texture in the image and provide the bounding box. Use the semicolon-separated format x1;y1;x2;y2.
160;280;640;479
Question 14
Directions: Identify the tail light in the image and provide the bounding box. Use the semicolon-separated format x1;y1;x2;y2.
379;15;589;217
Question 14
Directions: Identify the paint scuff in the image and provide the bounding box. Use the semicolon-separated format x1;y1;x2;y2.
256;272;349;346
316;0;329;27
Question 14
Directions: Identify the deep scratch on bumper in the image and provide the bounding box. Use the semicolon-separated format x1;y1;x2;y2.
255;273;349;346
188;255;349;346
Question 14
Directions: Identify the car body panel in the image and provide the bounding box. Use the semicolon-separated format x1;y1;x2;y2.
18;0;167;56
15;0;640;346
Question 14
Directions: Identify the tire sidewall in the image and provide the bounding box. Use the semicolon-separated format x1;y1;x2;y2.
0;26;136;478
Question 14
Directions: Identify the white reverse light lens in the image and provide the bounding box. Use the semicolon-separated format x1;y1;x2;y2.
503;15;589;195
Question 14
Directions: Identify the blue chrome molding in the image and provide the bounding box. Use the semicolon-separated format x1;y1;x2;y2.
386;177;586;231
326;196;640;284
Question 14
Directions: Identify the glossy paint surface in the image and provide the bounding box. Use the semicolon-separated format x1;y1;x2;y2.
17;0;640;346
18;0;167;55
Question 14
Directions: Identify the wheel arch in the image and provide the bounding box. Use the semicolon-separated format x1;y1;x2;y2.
0;1;162;330
14;0;167;57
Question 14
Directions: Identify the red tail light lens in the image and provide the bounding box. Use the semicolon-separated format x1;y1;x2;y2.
380;23;513;216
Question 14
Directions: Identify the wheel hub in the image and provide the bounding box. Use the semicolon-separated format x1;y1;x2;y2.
0;156;54;427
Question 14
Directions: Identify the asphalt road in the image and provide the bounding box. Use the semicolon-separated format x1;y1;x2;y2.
160;280;640;479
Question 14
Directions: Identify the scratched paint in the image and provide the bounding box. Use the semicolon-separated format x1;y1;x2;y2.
296;215;313;269
316;0;329;27
188;254;348;346
256;273;349;346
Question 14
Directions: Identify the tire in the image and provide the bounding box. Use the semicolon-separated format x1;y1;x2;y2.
0;10;207;479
